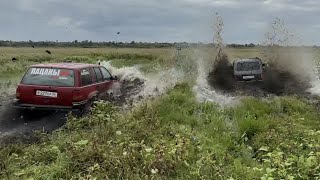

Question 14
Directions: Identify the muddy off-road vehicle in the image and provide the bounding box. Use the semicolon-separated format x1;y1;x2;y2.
13;63;119;114
232;58;266;81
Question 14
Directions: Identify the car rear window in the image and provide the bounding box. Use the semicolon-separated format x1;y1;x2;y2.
21;67;75;87
235;61;261;71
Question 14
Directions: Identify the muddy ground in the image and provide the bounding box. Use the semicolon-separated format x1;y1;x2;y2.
207;55;313;98
1;56;319;145
0;79;145;146
0;101;68;145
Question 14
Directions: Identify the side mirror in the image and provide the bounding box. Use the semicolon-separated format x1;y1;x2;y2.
112;76;118;80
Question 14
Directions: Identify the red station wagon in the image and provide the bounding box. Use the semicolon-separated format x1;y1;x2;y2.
13;63;119;113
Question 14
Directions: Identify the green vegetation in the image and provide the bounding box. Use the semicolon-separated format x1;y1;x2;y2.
0;47;178;96
1;47;320;179
0;40;259;49
0;47;176;76
1;83;319;179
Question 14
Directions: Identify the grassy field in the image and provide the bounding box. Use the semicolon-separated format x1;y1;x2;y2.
0;47;175;76
0;47;177;94
0;47;320;179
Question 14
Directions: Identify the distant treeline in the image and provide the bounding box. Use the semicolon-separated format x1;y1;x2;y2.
226;43;256;48
0;40;317;48
0;40;176;48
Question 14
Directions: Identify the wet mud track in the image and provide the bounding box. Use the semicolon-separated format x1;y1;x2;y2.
0;98;68;145
102;79;145;107
207;56;313;98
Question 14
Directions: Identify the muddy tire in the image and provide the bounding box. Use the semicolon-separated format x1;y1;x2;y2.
79;98;95;116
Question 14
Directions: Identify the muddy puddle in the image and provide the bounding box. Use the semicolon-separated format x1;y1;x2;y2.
194;15;320;104
207;56;315;98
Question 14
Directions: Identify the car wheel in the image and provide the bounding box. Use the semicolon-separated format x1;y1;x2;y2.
79;98;95;116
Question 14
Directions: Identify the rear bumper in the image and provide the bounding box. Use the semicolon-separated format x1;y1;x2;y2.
13;99;86;111
234;75;263;82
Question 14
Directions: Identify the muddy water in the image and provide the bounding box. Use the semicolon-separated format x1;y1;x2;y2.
0;106;67;144
193;57;238;107
190;47;320;107
102;61;185;106
195;15;320;101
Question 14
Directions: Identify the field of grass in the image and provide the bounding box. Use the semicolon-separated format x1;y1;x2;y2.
0;47;320;179
0;47;175;75
0;47;177;94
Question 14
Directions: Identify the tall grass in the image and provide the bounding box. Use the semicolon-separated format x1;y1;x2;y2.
0;47;176;76
1;83;319;179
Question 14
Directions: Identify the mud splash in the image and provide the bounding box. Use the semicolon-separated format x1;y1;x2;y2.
190;13;238;107
193;56;238;107
101;61;185;107
206;16;319;97
259;18;317;95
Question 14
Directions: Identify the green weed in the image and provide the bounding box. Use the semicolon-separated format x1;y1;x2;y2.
1;83;319;179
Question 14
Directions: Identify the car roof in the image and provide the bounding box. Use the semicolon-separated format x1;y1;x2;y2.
30;62;101;69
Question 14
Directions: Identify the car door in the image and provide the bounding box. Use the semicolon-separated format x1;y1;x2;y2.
78;68;97;102
93;67;105;96
99;66;114;93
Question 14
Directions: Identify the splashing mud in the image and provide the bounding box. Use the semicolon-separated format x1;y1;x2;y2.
188;13;239;107
207;16;319;97
207;53;234;92
193;56;238;107
101;61;185;107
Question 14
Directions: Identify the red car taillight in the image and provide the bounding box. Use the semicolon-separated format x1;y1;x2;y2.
16;86;21;99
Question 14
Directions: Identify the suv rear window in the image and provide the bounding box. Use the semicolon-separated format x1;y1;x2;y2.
235;61;261;71
21;67;75;87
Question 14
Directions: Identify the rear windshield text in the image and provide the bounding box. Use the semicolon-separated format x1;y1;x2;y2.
22;68;75;87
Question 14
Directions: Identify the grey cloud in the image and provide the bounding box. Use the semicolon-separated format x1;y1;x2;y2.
0;0;319;44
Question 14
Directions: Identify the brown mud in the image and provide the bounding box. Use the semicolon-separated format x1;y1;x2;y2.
207;56;313;98
207;15;315;98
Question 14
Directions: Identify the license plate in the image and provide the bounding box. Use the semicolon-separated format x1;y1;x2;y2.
36;90;58;98
243;75;255;79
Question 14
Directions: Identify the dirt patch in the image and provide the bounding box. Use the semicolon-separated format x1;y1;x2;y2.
0;101;68;145
207;53;234;92
261;68;312;95
207;57;313;98
207;15;314;98
102;78;145;107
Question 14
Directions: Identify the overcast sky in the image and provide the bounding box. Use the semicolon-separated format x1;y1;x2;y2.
1;0;320;44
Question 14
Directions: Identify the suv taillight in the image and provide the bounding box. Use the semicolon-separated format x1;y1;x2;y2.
72;90;83;102
16;86;21;99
